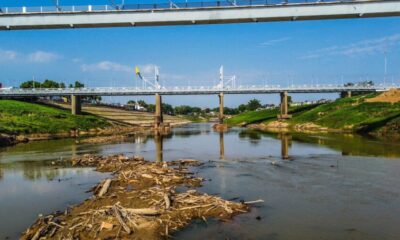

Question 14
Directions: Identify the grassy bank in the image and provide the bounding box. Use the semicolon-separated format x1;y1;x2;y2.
0;100;109;135
225;104;319;126
226;94;400;134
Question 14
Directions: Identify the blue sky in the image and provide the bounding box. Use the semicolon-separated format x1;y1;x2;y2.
1;0;400;107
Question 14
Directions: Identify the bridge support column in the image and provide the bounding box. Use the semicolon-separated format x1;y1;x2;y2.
347;91;352;98
71;95;81;115
219;93;224;124
278;91;291;120
155;93;164;129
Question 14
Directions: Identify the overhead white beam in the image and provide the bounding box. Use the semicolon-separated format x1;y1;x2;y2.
1;1;400;30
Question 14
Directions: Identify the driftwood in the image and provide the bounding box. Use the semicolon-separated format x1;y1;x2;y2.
164;193;171;210
21;154;249;240
124;208;160;216
244;199;265;204
113;206;131;234
98;179;112;197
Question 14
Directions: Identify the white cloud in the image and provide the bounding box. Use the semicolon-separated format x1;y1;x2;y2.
28;51;60;63
137;64;159;75
301;34;400;59
81;61;132;73
0;49;18;61
260;37;290;46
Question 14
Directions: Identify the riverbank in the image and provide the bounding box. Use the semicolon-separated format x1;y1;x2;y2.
0;100;191;147
21;154;251;239
227;90;400;136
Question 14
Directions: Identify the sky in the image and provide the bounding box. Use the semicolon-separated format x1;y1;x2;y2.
1;0;400;107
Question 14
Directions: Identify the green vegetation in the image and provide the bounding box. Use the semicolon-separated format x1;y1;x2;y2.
226;104;318;126
0;100;109;135
292;94;400;132
226;93;400;134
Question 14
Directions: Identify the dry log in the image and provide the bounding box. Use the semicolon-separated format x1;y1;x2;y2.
98;179;112;197
164;193;171;210
113;206;131;234
124;208;160;215
31;226;44;240
244;199;264;204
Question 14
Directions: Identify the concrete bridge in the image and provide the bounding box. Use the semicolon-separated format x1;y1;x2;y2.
1;0;400;30
0;84;395;128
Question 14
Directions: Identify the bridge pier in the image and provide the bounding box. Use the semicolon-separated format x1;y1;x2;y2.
154;93;164;129
347;91;352;98
277;91;291;120
71;95;81;115
219;92;224;124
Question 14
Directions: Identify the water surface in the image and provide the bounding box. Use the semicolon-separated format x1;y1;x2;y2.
1;123;399;240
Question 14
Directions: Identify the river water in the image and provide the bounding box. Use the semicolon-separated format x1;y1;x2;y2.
0;123;399;240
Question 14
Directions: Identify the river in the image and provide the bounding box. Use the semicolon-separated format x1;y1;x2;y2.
0;123;399;239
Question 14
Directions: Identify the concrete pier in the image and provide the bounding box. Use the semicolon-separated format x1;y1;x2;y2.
278;91;292;120
71;95;81;115
219;92;224;124
347;91;352;98
155;93;163;128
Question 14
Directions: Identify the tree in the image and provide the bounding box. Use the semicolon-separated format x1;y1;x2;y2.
69;81;85;88
20;80;42;88
137;100;148;109
41;79;63;88
127;100;136;105
287;95;292;104
238;104;247;113
162;103;174;115
247;99;262;111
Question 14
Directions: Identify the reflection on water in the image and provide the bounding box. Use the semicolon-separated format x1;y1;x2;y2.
1;123;400;240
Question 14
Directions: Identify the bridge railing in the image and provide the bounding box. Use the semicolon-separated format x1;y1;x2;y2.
0;0;361;15
0;84;395;96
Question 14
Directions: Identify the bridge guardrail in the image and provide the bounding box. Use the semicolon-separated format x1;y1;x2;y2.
0;0;368;15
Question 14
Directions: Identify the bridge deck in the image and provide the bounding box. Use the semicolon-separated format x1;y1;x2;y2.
0;85;394;97
1;0;400;30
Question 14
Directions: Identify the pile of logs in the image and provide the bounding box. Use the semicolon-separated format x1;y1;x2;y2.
21;155;254;239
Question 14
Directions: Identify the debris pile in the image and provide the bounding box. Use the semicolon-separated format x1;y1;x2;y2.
21;155;249;239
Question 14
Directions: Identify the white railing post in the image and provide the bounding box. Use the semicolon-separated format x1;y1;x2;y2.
22;6;26;13
88;5;92;12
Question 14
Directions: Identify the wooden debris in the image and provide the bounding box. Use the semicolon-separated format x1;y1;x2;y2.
21;154;249;240
98;179;112;197
100;222;113;231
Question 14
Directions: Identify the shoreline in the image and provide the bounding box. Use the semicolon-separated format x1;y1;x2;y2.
0;120;193;148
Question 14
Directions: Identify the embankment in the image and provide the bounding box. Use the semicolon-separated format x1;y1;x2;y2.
0;100;123;147
226;90;400;136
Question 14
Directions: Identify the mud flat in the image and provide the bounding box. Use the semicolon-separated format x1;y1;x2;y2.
21;154;252;239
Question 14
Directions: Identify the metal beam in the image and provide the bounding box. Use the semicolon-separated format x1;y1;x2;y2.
1;1;400;30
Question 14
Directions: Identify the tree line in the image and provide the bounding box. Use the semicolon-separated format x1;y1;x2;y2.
127;98;270;116
19;80;100;102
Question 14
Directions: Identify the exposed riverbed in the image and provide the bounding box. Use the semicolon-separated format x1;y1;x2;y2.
1;123;400;239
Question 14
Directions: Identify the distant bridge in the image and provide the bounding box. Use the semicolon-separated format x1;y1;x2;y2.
0;85;392;97
1;84;396;127
1;0;400;30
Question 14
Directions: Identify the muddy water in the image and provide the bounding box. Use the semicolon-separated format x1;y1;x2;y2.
1;123;400;239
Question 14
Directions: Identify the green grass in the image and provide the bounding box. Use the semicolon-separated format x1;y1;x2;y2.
226;104;319;126
291;94;400;131
226;93;400;134
0;100;109;135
